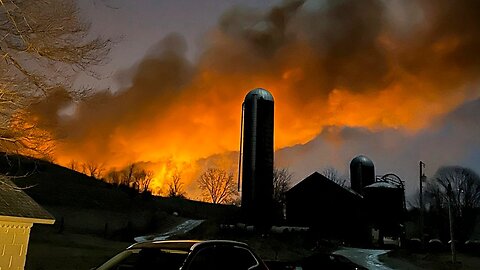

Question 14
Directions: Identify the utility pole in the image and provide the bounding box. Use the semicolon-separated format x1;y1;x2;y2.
419;161;426;245
447;183;457;264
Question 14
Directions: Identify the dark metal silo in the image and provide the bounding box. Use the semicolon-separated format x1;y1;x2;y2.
240;88;274;228
350;155;375;194
363;176;406;238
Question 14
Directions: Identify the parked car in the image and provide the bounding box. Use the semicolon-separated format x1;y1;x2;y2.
93;240;269;270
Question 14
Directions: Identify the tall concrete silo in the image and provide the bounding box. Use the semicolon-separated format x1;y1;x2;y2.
350;155;375;194
240;88;274;228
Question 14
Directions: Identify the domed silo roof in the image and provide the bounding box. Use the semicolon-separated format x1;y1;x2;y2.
350;155;375;194
351;155;374;167
244;88;274;102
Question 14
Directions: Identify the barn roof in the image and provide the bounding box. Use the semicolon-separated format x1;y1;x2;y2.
287;172;363;199
0;177;55;224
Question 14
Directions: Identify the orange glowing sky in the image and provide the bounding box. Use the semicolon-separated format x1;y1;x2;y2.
30;0;480;197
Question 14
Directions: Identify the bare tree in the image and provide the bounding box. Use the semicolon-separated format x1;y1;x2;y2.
273;167;292;205
425;166;480;214
140;170;154;193
106;170;121;185
84;162;105;179
198;168;237;204
105;165;153;192
120;164;136;187
167;171;186;198
0;0;110;155
131;169;144;191
132;169;154;193
424;166;480;241
68;160;78;171
322;166;348;187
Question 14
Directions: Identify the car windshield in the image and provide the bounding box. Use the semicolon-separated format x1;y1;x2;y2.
96;248;189;270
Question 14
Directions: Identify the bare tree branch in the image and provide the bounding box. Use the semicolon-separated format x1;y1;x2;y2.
0;0;111;156
198;168;237;204
425;166;480;215
273;167;292;205
322;166;348;187
167;170;186;198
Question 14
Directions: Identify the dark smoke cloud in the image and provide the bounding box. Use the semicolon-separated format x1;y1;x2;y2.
196;0;480;115
38;33;195;164
29;0;480;193
276;98;480;196
29;88;73;129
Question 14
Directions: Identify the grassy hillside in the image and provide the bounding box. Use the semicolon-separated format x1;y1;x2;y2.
0;154;244;269
1;154;240;237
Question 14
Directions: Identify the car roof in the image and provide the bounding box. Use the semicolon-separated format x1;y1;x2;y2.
128;240;201;251
128;240;250;252
190;240;250;250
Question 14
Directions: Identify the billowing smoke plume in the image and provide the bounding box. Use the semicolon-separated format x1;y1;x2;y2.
276;98;480;196
33;0;480;195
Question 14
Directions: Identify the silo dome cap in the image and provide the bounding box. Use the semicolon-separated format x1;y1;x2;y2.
350;155;374;166
244;88;274;102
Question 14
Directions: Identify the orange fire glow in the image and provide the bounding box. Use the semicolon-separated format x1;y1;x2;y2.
31;0;480;197
50;67;477;197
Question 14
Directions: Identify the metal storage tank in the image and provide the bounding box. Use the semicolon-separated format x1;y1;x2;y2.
239;88;274;228
350;155;375;194
363;178;405;237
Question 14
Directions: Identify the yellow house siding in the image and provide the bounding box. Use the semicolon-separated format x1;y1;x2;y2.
0;221;32;270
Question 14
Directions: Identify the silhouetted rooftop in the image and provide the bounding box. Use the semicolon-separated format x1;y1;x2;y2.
0;177;54;223
287;172;363;199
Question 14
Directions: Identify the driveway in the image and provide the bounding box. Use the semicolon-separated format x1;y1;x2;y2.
334;247;423;269
134;219;204;242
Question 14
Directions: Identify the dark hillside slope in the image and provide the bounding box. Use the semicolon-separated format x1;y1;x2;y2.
0;154;136;210
0;154;240;236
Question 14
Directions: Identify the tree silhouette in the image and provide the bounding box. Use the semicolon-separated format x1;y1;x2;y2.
0;0;110;155
322;166;348;187
132;169;154;193
273;167;292;205
425;166;480;241
84;162;105;179
106;170;121;185
167;171;186;198
68;160;79;171
105;164;154;193
121;164;136;187
425;166;480;214
198;168;237;204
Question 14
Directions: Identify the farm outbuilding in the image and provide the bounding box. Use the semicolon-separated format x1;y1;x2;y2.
0;178;54;270
284;156;406;245
285;172;370;244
